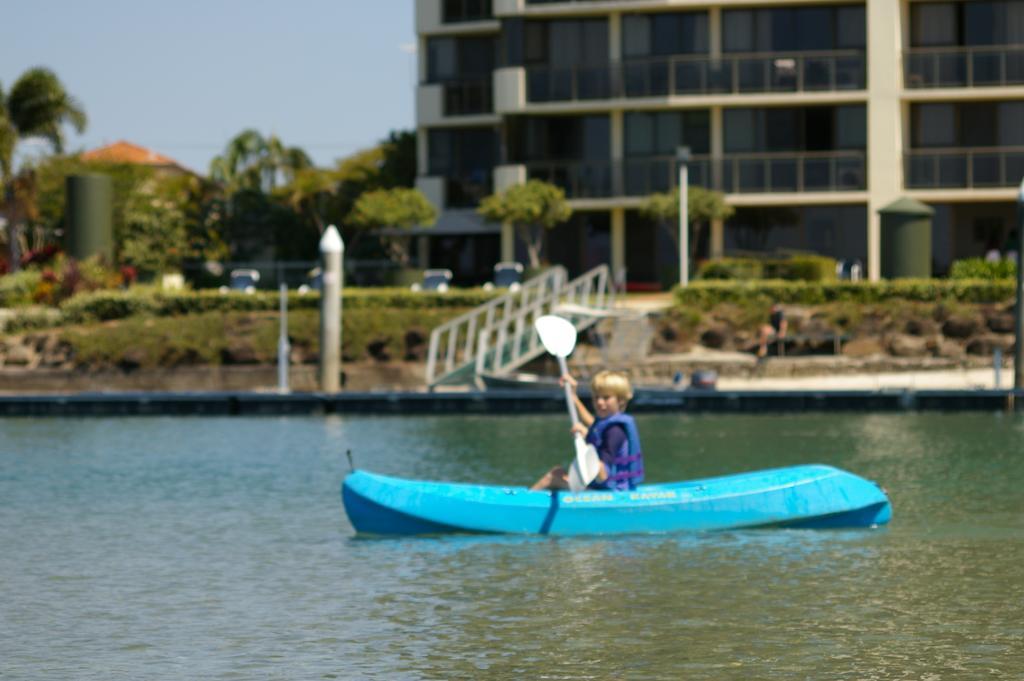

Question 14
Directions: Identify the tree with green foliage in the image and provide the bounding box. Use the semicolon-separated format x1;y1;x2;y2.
349;188;436;267
478;180;572;268
209;129;312;193
639;185;734;264
1;67;87;271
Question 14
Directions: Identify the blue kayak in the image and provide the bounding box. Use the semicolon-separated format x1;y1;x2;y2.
342;465;891;536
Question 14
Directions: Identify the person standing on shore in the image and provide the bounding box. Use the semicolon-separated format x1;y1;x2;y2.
757;303;788;358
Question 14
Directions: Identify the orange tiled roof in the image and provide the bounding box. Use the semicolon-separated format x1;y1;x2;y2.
81;140;188;171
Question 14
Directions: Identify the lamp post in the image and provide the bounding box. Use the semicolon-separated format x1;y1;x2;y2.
1015;178;1024;390
319;225;344;393
677;146;691;287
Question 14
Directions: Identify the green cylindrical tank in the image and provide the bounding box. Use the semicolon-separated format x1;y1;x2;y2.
66;174;113;261
879;197;934;279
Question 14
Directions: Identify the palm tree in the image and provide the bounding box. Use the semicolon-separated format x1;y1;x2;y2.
1;67;87;271
209;129;312;193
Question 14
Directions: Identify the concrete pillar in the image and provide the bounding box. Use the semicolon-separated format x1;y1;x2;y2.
866;0;904;281
417;235;430;269
417;127;429;177
710;107;724;191
610;109;624;196
611;208;626;283
609;12;621;61
710;218;725;259
501;222;516;262
708;7;722;58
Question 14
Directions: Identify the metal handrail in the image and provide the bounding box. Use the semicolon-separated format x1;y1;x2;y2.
905;145;1024;189
526;50;866;101
904;45;1024;89
426;266;567;386
473;264;613;378
722;150;867;193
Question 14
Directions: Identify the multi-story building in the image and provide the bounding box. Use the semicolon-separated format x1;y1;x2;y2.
415;0;1024;286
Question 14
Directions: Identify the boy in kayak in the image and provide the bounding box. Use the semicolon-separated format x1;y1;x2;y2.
530;370;645;491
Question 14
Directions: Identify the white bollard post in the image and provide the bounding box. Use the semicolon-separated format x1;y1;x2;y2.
677;146;691;287
319;226;344;392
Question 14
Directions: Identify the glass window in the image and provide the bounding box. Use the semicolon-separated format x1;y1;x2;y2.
914;104;956;147
685;14;710;54
502;19;524;66
770;9;796;51
622;15;650;57
582;116;610;160
654;113;681;154
428;129;452;174
999;102;1024;145
651;15;680;55
580;19;609;65
524;22;547;64
765;108;799;151
836;6;866;48
683;111;711;154
911;3;957;47
725;109;758;152
961;103;998;147
723;10;754;52
1008;2;1024;44
549;21;580;67
964;2;998;45
796;8;833;51
836;106;867;149
427;38;456;82
625;113;654;156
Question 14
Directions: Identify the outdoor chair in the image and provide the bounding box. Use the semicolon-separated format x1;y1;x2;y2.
483;262;523;292
411;269;453;293
219;268;260;294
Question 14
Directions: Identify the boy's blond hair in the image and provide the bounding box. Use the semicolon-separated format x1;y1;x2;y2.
590;370;633;404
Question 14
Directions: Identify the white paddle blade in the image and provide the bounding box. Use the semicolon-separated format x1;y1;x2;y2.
566;436;601;492
534;315;577;358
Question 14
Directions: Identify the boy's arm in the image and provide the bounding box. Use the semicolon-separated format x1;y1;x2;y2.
574;393;594;427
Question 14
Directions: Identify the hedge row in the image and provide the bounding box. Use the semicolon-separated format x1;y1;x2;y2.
57;288;502;324
674;278;1017;307
696;255;837;282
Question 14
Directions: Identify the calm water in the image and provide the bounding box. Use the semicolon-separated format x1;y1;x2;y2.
1;412;1022;680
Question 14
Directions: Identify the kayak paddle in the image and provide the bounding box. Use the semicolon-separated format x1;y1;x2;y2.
534;314;601;492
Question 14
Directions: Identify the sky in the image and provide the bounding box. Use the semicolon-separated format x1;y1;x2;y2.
1;0;417;175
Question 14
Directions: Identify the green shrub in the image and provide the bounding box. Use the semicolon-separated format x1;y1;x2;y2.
674;278;1015;308
949;258;1017;280
697;258;763;280
0;270;43;307
697;255;837;282
765;255;837;282
57;287;502;324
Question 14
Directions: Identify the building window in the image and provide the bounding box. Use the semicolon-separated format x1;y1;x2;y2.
910;1;1024;47
509;116;610;162
518;19;608;67
724;106;867;152
624;111;710;156
443;0;492;24
427;128;498;207
622;12;709;57
912;102;1024;147
723;5;866;52
427;37;495;82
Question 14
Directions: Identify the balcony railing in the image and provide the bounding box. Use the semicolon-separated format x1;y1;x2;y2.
905;46;1024;88
721;151;866;193
523;151;864;198
905;147;1024;189
442;79;494;115
526;51;866;102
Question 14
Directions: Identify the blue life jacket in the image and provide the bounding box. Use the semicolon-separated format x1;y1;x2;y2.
585;413;644;491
